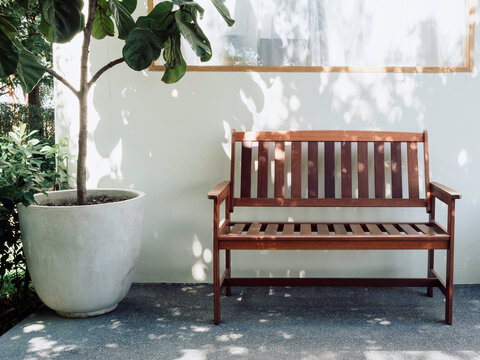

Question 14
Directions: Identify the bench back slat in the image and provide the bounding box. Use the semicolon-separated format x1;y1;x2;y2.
357;142;369;198
341;142;352;198
291;141;302;198
407;141;420;198
232;130;429;208
240;141;252;198
374;142;385;198
308;142;319;198
257;141;269;198
325;141;335;198
274;142;285;197
391;142;403;198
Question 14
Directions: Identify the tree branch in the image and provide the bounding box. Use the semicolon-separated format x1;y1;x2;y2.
88;57;125;89
45;68;80;97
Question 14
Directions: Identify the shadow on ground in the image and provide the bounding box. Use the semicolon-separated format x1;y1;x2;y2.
1;284;480;360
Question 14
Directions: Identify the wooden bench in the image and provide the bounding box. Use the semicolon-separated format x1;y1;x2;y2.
208;130;460;324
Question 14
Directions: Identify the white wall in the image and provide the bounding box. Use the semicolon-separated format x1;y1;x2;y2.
55;5;480;284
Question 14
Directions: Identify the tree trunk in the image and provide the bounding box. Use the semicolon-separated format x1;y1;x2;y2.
76;92;88;205
27;85;43;136
76;0;98;205
27;84;41;107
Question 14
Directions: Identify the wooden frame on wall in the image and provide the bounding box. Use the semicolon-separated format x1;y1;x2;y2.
148;0;476;73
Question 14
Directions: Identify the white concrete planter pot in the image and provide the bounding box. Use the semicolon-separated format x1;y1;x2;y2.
18;189;145;318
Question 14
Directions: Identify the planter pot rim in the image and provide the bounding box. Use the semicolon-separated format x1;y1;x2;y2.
22;188;145;209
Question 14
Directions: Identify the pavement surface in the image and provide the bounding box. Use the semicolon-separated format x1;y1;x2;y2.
1;284;480;360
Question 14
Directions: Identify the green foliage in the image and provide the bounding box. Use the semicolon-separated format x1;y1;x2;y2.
123;27;168;71
0;204;27;296
92;7;115;40
0;123;70;299
0;0;234;94
108;0;136;40
210;0;234;26
0;123;69;206
0;102;54;140
162;28;186;84
39;0;85;43
0;0;53;95
0;30;18;78
119;0;235;81
15;46;47;94
174;9;211;62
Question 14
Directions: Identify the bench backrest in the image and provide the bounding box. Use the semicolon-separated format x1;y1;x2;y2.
230;130;430;211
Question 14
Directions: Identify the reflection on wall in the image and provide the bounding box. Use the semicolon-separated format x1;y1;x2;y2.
153;0;471;68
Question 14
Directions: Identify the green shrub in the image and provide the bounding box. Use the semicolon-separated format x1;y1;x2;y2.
0;124;70;296
0;103;54;141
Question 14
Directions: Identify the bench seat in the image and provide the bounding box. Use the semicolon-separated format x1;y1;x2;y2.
218;222;449;250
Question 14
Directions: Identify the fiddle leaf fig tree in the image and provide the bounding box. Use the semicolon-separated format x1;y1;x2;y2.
0;0;234;205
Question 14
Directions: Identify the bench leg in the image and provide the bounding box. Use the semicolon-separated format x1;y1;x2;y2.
445;249;454;325
427;249;434;297
213;244;221;325
225;250;231;297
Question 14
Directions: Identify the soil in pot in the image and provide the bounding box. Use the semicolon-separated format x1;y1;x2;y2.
45;195;133;206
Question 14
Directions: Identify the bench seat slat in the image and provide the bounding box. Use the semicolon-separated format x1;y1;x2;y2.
383;224;402;235
246;223;262;235
300;224;312;235
416;224;439;236
317;224;330;235
399;224;418;235
229;223;245;235
264;224;278;235
333;224;348;235
366;224;383;235
350;224;365;235
282;224;295;235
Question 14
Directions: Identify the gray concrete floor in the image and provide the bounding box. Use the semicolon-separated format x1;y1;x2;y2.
1;284;480;360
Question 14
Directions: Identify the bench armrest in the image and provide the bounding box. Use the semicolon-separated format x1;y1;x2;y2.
430;182;461;203
208;181;230;203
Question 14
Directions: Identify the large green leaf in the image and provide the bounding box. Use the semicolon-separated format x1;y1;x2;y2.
0;30;19;78
172;0;204;20
108;0;135;40
136;1;173;31
92;7;115;39
39;0;85;43
123;27;167;71
162;29;186;84
14;45;46;94
119;0;137;14
211;0;234;26
174;10;211;62
39;17;55;42
0;16;17;40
